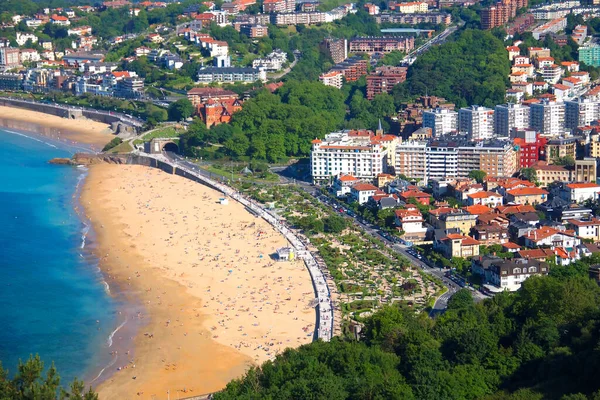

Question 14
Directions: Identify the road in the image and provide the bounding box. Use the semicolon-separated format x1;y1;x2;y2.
401;23;461;66
301;187;464;313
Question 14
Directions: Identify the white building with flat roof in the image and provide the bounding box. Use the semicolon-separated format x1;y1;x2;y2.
423;108;458;137
565;98;600;129
459;106;494;141
530;100;565;135
494;103;530;137
310;129;398;183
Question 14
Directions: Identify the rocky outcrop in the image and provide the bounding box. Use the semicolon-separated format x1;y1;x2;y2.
49;153;128;166
48;158;72;165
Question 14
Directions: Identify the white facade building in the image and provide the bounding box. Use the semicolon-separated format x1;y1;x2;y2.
422;108;458;137
494;103;530;137
459;105;495;140
565;98;600;129
530;100;565;135
310;130;395;183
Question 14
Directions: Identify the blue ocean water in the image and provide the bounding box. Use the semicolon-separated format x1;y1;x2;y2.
0;129;118;386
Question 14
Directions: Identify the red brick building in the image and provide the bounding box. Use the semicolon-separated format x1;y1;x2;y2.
198;98;243;128
366;66;407;100
349;37;415;55
481;0;528;30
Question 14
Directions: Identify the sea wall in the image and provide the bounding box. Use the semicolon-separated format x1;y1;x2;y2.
0;98;142;133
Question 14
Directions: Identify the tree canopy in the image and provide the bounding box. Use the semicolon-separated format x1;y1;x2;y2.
393;29;510;108
216;273;600;400
0;355;97;400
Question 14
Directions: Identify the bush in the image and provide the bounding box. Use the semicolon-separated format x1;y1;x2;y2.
102;137;123;152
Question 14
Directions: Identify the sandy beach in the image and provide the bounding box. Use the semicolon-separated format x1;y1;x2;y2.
0;105;113;150
82;164;316;399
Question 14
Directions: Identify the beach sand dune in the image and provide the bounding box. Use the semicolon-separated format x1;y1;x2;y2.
0;105;113;150
83;164;315;399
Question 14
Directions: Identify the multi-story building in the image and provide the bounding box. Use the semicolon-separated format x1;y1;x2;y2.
579;41;600;67
422;108;458;137
540;64;563;84
321;56;368;86
234;13;272;25
389;1;428;13
0;73;23;91
348;37;415;55
187;87;239;107
375;12;451;25
271;11;326;25
196;67;266;83
532;17;567;40
532;158;596;186
565;98;600;129
530;100;565;135
198;98;243;127
114;77;144;99
513;129;547;168
365;66;407;100
263;0;295;13
394;138;518;183
239;24;269;38
472;256;548;292
319;70;344;88
459;105;495;141
310;129;399;183
545;135;577;162
481;0;528;30
322;38;348;64
0;47;21;68
252;49;287;71
494;103;530;137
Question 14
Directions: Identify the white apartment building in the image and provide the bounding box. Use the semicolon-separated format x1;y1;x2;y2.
530;100;565;135
422;108;458;137
565;98;600;129
459;106;494;141
541;64;563;84
494;103;530;137
319;71;344;89
394;139;517;183
310;130;396;183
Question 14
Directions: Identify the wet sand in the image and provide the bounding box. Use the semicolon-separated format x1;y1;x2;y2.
83;164;315;399
0;106;113;151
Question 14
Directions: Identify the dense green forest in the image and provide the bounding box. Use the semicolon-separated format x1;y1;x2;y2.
215;272;600;400
0;355;97;399
178;78;399;162
393;29;511;108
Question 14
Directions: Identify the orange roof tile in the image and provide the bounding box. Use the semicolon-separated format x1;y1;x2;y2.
502;242;521;249
400;190;430;199
352;183;378;191
507;187;548;196
338;174;357;182
518;248;555;259
463;205;493;215
566;183;600;189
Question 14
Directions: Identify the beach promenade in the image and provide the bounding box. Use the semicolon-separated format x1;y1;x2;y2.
141;151;334;342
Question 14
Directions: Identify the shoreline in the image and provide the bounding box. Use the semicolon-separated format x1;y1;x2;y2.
83;164;316;399
0;105;114;152
70;165;144;388
0;127;135;389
